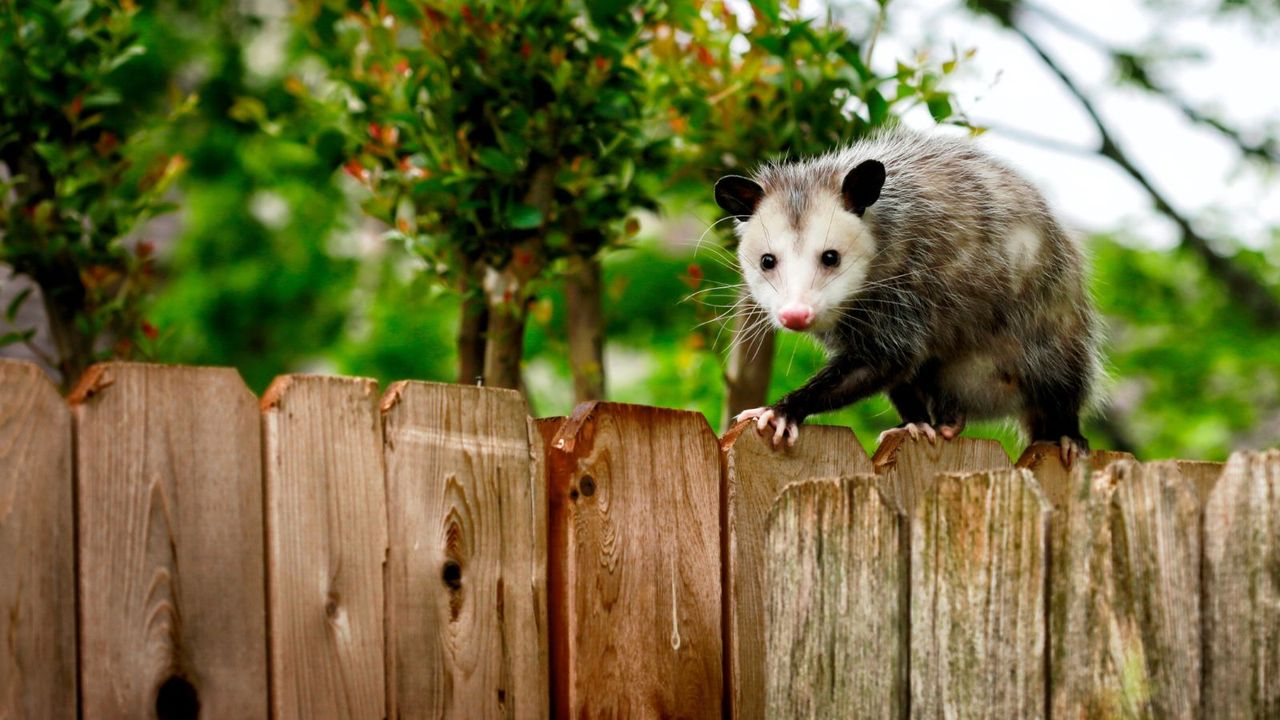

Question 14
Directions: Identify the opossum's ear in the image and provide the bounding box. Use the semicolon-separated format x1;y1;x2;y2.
841;160;885;216
714;175;764;218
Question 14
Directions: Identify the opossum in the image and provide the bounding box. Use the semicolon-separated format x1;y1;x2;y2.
715;129;1100;463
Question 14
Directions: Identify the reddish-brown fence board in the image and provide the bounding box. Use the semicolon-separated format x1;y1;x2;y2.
381;381;548;719
72;363;268;718
545;402;723;718
720;421;873;719
1203;450;1280;717
911;469;1050;719
262;375;388;718
0;360;76;718
765;477;903;719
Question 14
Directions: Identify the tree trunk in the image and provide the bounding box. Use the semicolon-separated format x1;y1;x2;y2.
482;268;527;390
723;297;776;429
565;254;606;402
37;271;94;392
456;264;488;386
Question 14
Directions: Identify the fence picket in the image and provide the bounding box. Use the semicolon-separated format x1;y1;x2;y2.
0;360;75;719
72;362;268;718
911;468;1049;718
873;434;1010;515
381;381;548;719
262;375;388;718
1049;460;1203;719
720;422;873;719
545;402;722;717
1203;450;1280;717
765;477;904;719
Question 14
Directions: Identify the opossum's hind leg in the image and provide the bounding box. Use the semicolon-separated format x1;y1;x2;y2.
1022;378;1090;466
880;380;940;444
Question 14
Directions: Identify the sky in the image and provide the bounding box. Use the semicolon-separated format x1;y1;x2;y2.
756;0;1280;251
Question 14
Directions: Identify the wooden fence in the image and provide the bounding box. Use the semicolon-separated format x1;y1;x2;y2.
1;359;1276;719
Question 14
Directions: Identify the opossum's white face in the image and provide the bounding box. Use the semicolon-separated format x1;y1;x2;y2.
715;160;885;333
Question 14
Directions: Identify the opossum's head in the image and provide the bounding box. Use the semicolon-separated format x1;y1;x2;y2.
715;160;885;333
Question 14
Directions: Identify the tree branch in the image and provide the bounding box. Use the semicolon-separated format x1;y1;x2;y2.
1010;21;1280;329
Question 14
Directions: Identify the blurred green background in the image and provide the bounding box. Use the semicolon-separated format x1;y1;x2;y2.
3;0;1278;460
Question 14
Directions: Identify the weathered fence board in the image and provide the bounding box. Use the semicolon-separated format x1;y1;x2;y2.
381;381;548;719
765;477;903;719
72;363;267;718
1050;460;1203;719
911;469;1050;719
720;421;873;719
874;434;1010;514
1203;450;1280;718
1015;442;1134;509
545;402;722;717
0;360;76;719
262;375;388;719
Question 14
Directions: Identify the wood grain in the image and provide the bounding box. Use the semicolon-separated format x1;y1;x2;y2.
1203;450;1280;718
873;434;1010;515
720;420;872;719
262;375;388;718
1049;460;1203;719
72;362;267;718
546;402;722;718
1175;460;1225;506
1014;441;1135;509
911;468;1050;719
764;477;903;719
0;360;75;718
382;381;548;719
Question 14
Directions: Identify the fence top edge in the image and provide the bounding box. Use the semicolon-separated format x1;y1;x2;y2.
548;399;716;455
718;418;867;458
871;433;1011;474
924;467;1052;511
66;361;252;407
379;378;525;414
260;373;379;411
0;357;61;395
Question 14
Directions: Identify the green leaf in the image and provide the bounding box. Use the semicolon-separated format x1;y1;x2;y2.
753;0;782;24
0;329;36;348
927;95;953;121
508;203;542;229
866;89;888;126
476;147;516;174
6;288;33;322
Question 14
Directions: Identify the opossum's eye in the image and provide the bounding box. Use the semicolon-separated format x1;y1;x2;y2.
821;250;840;268
760;253;777;271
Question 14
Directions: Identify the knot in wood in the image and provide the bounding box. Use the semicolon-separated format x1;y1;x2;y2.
579;475;596;497
442;560;463;590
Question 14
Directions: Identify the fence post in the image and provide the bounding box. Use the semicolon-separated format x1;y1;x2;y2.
261;375;388;718
1203;450;1280;717
0;360;76;719
911;468;1050;718
545;402;723;717
72;362;268;718
381;381;548;719
720;422;872;719
764;477;904;719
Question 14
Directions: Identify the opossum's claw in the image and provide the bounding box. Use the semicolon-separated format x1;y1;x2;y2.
734;406;769;424
1059;436;1089;468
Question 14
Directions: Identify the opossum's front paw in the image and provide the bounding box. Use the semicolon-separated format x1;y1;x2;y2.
877;422;939;445
737;407;800;448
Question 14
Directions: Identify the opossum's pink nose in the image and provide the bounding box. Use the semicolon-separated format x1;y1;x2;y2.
778;303;815;330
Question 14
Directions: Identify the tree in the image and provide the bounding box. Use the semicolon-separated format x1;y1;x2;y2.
0;0;181;389
306;0;674;393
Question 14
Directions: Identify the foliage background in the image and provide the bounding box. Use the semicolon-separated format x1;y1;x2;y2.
2;0;1278;461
